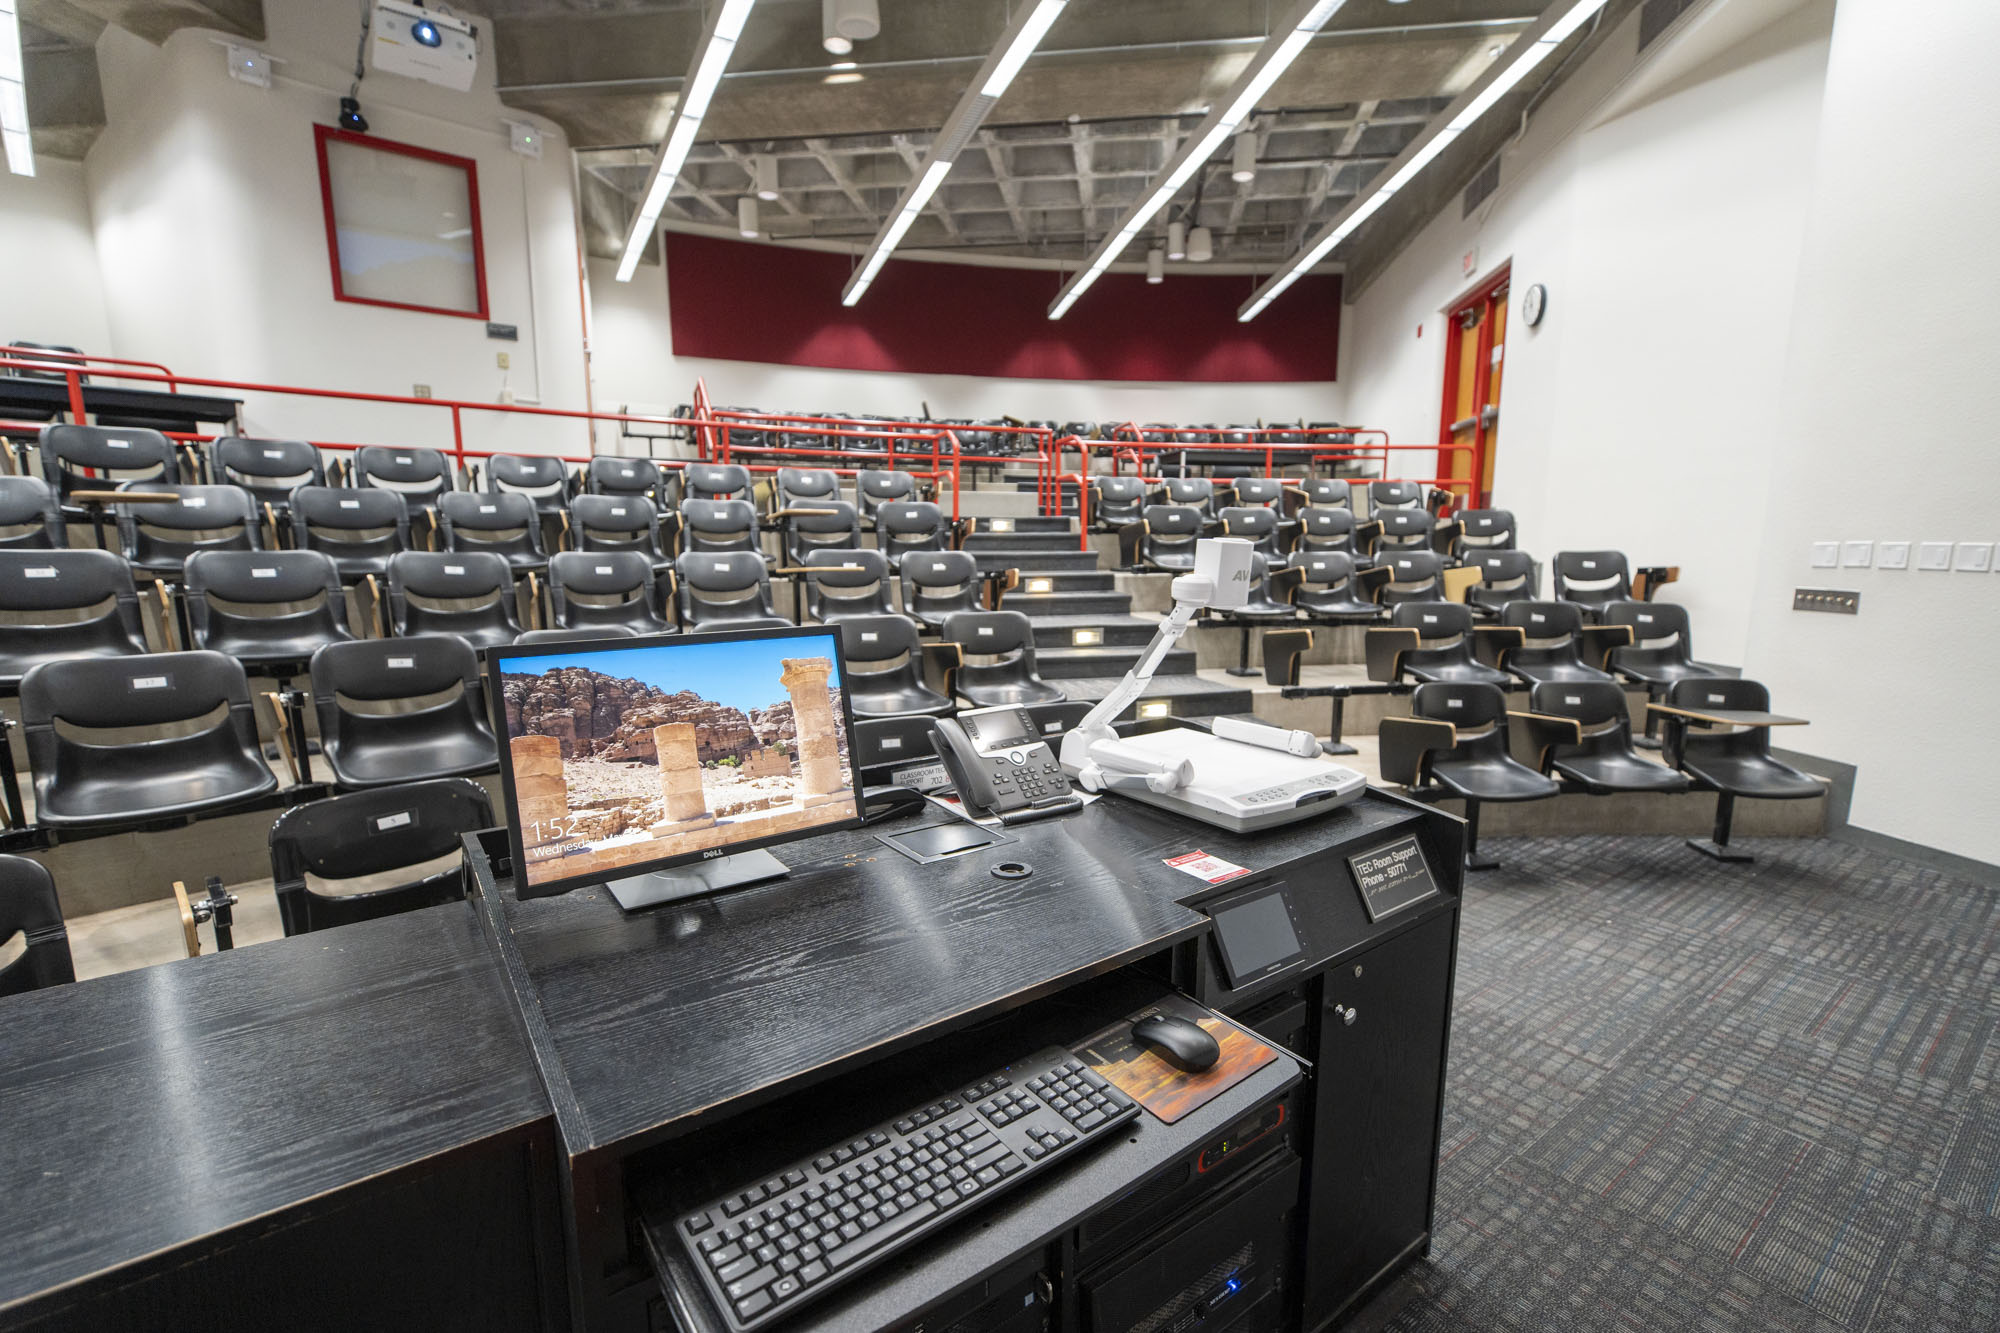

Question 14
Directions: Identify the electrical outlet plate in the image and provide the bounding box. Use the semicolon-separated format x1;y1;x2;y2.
1917;542;1953;571
413;384;433;399
1955;542;1994;572
1841;540;1873;568
1877;541;1910;570
1809;541;1839;569
1793;588;1860;615
496;352;510;370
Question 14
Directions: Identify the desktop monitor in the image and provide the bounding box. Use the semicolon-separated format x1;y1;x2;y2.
487;626;863;909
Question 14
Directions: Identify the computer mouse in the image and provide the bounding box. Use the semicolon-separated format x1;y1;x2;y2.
1131;1014;1221;1074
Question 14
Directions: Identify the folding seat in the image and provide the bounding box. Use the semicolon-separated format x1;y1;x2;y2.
114;482;260;578
1372;508;1438;560
900;550;982;633
1024;699;1092;740
38;424;180;519
837;615;955;719
1449;507;1516;558
438;491;549;575
1210;552;1302;677
309;635;498;790
1488;601;1621;686
1291;551;1382;622
1659;677;1821;861
567;493;671;568
1465;549;1537;619
485;453;573;518
1551;550;1632;621
586;455;665;503
876;500;953;569
0;549;150;692
353;445;453;527
780;500;861;566
386;551;528;650
1375;551;1447;607
1604;601;1717;689
1521;681;1689;796
675;551;792;632
680;497;764;560
857;469;919;527
686;462;753;503
548;551;673;634
775;467;842;511
268;778;493;935
0;855;74;994
289;485;411;584
1378;681;1558;869
0;475;64;549
1296;506;1372;559
1122;504;1204;572
1294;477;1352;510
1161;477;1216;517
1089;477;1148;529
800;548;897;625
1368;480;1423;512
210;437;324;534
1365;602;1511;687
1217;506;1285;558
20;650;280;828
853;714;943;790
516;627;635;645
181;549;358;674
940;610;1065;707
1228;477;1285;510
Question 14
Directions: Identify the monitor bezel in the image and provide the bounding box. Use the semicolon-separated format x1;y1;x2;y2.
485;624;866;901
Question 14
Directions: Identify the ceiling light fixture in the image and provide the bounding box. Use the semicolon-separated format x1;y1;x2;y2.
0;2;33;177
841;0;1071;307
1237;0;1606;322
753;154;779;200
616;0;760;282
1146;248;1165;284
1046;0;1351;320
1187;226;1213;263
1166;220;1186;261
1231;130;1257;184
823;0;878;55
738;196;759;237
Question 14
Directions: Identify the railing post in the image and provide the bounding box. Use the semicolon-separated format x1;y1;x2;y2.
65;369;86;426
449;404;466;474
1074;473;1090;551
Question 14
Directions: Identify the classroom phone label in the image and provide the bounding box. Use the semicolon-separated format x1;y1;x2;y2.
1347;835;1438;922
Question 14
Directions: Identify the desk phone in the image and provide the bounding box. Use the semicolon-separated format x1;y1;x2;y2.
930;706;1076;818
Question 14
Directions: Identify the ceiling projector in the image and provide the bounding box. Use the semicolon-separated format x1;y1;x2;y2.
371;2;479;92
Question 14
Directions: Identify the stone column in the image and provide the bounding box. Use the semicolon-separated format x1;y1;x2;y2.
651;722;715;830
780;657;845;801
511;736;570;849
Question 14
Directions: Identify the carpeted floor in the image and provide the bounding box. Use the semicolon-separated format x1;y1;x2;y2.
1350;835;2000;1333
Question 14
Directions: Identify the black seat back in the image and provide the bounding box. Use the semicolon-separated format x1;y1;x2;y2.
485;453;571;514
902;550;981;629
1218;505;1281;556
1410;680;1511;763
586;455;663;501
858;469;918;525
569;494;663;560
676;550;786;629
1298;478;1351;509
387;551;523;648
0;475;64;549
1374;508;1434;556
681;497;762;557
0;855;75;995
355;445;452;515
548;551;668;632
1292;550;1375;616
309;634;497;788
802;547;894;623
211;437;324;511
439;491;546;565
943;610;1061;705
1604;600;1696;673
777;467;842;510
1231;477;1283;509
1530;679;1638;761
6;342;88;383
289;485;411;578
0;548;150;688
1140;504;1204;569
39;424;179;504
1298;506;1360;555
1468;549;1536;613
1553;550;1632;612
1162;478;1214;516
1378;552;1445;605
116;482;260;571
784;500;861;565
876;501;949;564
1369;480;1422;512
1453;507;1516;555
1501;600;1589;672
1392;601;1480;676
852;714;940;786
1666;676;1776;766
686;463;751;502
269;778;492;935
1090;477;1148;527
182;549;355;665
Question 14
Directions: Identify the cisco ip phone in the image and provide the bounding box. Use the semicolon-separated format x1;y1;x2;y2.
931;705;1082;822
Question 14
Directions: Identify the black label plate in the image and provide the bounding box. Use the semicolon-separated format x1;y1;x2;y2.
1347;835;1438;922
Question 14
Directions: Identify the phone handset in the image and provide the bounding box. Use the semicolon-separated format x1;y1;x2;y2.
929;717;1005;817
927;710;1078;821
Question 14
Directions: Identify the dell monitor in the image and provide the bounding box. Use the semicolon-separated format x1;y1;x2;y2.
488;626;863;910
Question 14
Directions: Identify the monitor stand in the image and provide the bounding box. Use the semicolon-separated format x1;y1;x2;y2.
603;848;790;912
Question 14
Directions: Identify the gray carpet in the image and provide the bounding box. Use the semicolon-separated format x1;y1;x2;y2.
1352;835;2000;1333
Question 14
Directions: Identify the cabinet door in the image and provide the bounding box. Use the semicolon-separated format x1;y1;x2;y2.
1301;910;1456;1330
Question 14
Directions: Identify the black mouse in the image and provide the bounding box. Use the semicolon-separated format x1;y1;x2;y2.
1131;1014;1221;1073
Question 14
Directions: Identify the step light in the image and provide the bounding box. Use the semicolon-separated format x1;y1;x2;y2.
1072;628;1103;647
1026;576;1055;594
1137;700;1173;721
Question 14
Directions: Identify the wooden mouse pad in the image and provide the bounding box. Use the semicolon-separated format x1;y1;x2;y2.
1074;993;1281;1124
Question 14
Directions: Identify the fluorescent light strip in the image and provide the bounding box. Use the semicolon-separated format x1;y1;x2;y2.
614;0;761;281
982;0;1068;98
1238;0;1606;322
1046;0;1349;320
0;5;29;178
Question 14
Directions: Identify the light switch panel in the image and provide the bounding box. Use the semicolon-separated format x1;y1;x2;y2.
1955;542;1994;572
1877;541;1910;570
1918;542;1953;571
1841;540;1873;568
1810;541;1839;568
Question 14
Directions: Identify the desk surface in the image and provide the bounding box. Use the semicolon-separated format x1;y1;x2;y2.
0;379;242;424
476;790;1427;1158
0;903;548;1312
1648;704;1808;727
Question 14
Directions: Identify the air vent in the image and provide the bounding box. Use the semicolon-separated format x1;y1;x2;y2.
1462;156;1500;217
1640;0;1698;50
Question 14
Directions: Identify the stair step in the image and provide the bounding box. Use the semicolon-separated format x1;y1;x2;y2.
963;533;1090;553
1056;673;1255;721
1037;646;1197;680
972;516;1073;534
970;551;1102;574
1001;591;1133;617
1026;615;1162;648
1009;570;1114;593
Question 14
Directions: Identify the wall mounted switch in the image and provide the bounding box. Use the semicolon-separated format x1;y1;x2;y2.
1793;588;1860;614
1917;542;1953;571
1955;542;1994;572
1877;541;1910;570
1841;540;1873;568
1809;541;1839;568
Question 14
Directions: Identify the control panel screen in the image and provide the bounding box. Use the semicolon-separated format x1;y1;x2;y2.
1210;885;1305;989
960;706;1036;751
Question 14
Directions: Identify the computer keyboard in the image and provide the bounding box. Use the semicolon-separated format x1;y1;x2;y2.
678;1047;1140;1332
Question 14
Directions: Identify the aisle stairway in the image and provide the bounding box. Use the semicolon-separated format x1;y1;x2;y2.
962;516;1252;720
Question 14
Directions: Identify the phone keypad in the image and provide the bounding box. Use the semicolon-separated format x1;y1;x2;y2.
987;746;1067;806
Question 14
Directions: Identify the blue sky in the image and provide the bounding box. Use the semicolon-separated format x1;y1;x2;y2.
504;633;842;715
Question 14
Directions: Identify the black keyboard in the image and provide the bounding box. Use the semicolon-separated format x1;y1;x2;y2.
678;1047;1140;1332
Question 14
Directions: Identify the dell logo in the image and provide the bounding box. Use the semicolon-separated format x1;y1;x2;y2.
701;848;726;859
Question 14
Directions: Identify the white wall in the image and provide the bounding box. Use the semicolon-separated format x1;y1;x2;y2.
585;252;1349;450
0;158;113;355
1741;0;2000;865
83;0;590;459
1337;0;1833;667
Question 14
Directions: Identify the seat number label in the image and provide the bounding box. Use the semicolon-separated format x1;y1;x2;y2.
375;811;413;831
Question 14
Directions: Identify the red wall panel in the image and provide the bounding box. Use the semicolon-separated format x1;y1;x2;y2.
664;234;1339;384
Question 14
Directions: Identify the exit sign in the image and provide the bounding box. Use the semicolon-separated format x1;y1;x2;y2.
1462;248;1479;278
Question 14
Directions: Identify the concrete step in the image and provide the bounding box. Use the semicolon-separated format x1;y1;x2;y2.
1057;672;1255;721
1001;590;1133;617
1027;614;1164;649
970;550;1103;574
963;532;1092;554
1037;645;1198;680
1188;620;1367;671
950;489;1042;518
1012;570;1116;593
972;516;1073;534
